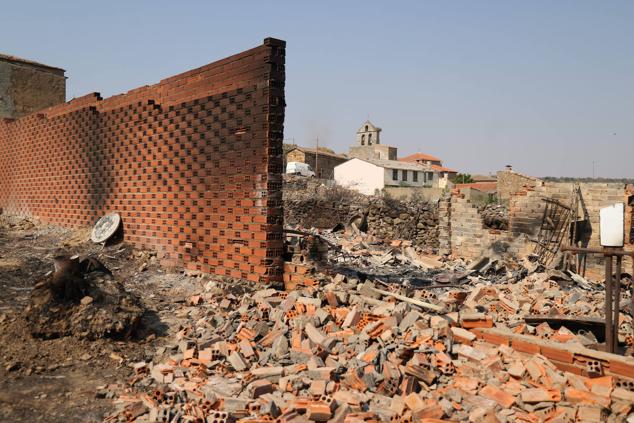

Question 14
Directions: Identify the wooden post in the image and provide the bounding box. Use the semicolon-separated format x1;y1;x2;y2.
315;137;319;179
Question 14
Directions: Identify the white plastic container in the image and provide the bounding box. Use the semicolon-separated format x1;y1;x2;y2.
600;203;624;247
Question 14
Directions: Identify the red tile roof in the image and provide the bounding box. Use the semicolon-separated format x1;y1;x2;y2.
431;164;458;173
399;152;441;163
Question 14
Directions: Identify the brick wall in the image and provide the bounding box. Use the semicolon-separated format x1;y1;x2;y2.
0;38;286;284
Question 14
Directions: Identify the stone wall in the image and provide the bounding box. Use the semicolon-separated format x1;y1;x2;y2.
284;176;361;229
0;57;66;119
0;38;286;283
348;144;397;161
366;196;438;249
283;175;439;250
383;186;445;201
497;170;538;203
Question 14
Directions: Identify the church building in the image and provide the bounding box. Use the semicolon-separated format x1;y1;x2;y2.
348;120;397;161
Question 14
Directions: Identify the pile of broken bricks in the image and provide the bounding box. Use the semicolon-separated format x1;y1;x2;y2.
104;268;634;423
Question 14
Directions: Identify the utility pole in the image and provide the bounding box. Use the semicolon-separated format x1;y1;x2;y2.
592;160;598;179
315;136;319;178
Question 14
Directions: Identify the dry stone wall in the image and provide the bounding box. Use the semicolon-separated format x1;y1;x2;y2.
283;175;439;250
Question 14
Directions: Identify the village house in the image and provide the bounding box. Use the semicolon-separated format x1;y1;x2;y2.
285;146;347;179
333;121;463;194
334;157;436;195
400;152;458;189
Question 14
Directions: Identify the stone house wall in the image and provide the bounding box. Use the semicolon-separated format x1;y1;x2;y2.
0;56;66;119
497;170;538;203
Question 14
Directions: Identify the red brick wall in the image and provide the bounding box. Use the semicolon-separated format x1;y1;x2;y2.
0;38;285;284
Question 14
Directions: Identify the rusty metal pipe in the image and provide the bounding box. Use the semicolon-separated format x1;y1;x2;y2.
561;245;634;354
615;255;622;353
561;246;634;257
605;256;614;353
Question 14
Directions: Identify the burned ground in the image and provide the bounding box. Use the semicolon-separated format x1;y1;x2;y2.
1;209;634;422
0;215;208;422
1;179;634;423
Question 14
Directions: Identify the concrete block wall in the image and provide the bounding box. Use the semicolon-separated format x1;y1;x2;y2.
438;194;452;255
508;182;573;237
578;183;628;249
449;196;484;259
445;179;632;272
510;181;628;244
509;182;631;271
0;38;286;284
447;195;526;260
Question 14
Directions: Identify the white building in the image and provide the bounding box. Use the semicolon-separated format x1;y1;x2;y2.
334;158;437;195
399;152;458;189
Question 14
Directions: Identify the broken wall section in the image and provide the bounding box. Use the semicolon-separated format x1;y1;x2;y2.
440;194;528;262
510;181;632;272
443;178;633;273
497;170;538;203
0;38;286;284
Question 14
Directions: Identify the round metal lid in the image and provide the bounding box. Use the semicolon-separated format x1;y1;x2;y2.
91;213;121;243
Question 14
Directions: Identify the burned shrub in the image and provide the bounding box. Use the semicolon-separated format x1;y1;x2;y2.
25;255;143;340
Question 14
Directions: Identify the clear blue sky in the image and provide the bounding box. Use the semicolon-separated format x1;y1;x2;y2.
3;1;632;177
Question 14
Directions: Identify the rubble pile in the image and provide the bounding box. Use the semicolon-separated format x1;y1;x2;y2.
105;250;634;422
284;176;439;250
479;204;509;230
0;214;37;231
25;255;144;340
